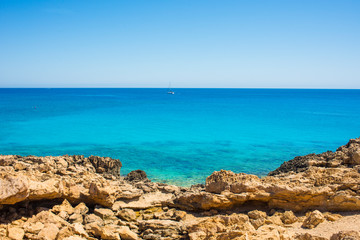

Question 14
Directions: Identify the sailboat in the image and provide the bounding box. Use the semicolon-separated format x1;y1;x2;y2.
167;82;174;94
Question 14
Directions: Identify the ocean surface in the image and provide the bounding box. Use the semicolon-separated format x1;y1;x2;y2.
1;88;360;186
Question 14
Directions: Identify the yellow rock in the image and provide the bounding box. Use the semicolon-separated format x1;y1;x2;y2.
7;226;24;240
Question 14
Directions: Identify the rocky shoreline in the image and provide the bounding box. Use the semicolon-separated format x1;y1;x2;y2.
1;139;360;239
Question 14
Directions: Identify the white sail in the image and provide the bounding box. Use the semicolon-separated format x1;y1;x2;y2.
167;82;174;94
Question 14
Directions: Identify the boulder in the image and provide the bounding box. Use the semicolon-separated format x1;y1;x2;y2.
117;226;139;240
265;215;283;226
87;155;121;178
302;210;325;229
58;210;70;220
248;210;267;219
26;211;69;229
99;225;121;240
94;208;115;219
295;233;328;240
205;170;260;194
37;223;60;240
7;226;25;240
52;199;74;215
281;211;298;224
349;150;360;165
89;182;142;207
57;226;76;239
330;231;360;240
73;223;88;237
324;212;342;222
0;176;29;204
116;209;137;222
253;225;286;240
85;222;103;237
23;221;44;234
74;202;89;215
250;218;265;229
68;213;83;224
84;214;104;225
248;210;267;229
125;170;148;182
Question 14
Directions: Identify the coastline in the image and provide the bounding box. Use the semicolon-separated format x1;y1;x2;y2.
2;88;360;186
1;138;360;239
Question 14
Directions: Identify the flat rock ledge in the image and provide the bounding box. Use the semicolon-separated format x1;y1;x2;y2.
0;138;360;239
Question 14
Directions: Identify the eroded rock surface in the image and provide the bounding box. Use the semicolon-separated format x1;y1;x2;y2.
173;138;360;212
1;138;360;239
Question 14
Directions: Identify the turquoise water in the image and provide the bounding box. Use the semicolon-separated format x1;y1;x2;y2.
1;88;360;186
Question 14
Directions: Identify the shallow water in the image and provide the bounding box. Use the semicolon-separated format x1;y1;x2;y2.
1;88;359;186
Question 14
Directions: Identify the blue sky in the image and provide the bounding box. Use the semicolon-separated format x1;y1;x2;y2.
0;0;359;88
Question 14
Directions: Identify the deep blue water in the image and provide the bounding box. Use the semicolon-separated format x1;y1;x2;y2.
1;88;360;186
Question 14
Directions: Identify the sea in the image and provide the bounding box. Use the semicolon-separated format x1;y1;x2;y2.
1;88;359;186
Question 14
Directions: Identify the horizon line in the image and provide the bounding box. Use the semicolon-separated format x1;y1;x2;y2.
0;87;360;90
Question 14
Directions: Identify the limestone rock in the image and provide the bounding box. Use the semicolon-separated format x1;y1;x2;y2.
189;231;207;240
139;219;184;239
58;210;69;220
253;225;286;240
248;210;267;219
84;214;104;225
281;211;298;224
57;226;76;240
302;210;325;229
330;231;360;240
0;176;29;205
265;215;283;226
270;138;360;176
99;225;121;240
74;202;89;215
26;211;69;229
1;139;360;240
125;170;148;182
89;181;142;207
250;218;265;229
117;226;139;240
324;212;342;222
113;191;173;210
174;160;360;212
116;209;137;221
0;155;123;206
37;223;59;240
52;199;74;215
7;226;24;240
349;150;360;165
248;210;266;229
85;222;103;237
94;208;115;219
205;170;260;194
296;233;328;240
73;223;88;237
173;210;187;221
63;236;87;240
68;213;83;224
187;213;254;239
87;155;121;178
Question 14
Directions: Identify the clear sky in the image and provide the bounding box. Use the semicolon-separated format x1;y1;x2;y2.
0;0;359;88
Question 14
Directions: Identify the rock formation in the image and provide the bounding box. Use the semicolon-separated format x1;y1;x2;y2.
0;138;360;239
173;138;360;212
